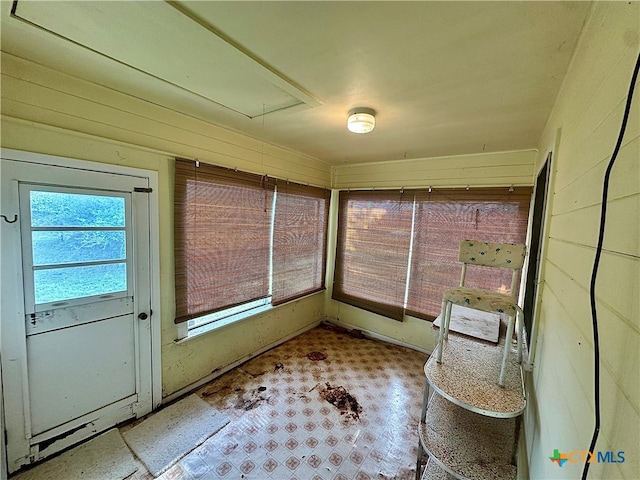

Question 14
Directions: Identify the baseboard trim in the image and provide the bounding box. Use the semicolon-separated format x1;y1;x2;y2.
322;317;432;355
163;320;322;404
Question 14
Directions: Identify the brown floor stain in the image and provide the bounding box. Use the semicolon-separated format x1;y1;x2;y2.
319;382;363;424
306;351;328;361
233;385;270;410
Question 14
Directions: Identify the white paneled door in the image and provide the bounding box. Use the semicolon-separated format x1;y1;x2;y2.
1;152;159;473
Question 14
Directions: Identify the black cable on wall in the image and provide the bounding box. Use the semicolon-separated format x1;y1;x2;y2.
582;51;640;480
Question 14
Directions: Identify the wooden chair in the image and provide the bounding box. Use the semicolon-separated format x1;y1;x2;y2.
436;240;526;386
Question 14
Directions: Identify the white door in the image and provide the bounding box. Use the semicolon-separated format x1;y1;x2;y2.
1;153;158;473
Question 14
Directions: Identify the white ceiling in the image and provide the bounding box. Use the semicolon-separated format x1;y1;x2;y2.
1;1;592;165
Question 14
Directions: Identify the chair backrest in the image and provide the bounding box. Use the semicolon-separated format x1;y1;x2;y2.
458;240;526;269
458;240;526;293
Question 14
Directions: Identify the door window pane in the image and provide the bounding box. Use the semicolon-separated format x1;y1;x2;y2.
30;191;125;227
34;263;127;304
32;231;126;265
26;188;130;307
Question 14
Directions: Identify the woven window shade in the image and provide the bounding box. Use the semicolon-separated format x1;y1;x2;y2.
174;159;274;323
405;187;532;320
272;182;331;305
332;190;413;321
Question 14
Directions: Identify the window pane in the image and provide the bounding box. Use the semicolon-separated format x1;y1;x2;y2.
332;190;413;321
174;159;274;323
187;297;269;330
406;188;532;320
34;263;127;304
30;191;125;227
32;231;126;265
272;182;330;305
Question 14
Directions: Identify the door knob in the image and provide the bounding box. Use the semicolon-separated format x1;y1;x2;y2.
138;312;148;320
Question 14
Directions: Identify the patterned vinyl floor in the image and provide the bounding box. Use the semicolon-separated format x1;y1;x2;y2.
131;323;429;480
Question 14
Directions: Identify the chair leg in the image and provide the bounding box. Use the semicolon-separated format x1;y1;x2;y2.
444;300;453;340
498;315;515;386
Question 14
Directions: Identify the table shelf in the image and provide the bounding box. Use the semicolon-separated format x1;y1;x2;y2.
418;393;517;480
415;320;525;480
421;457;456;480
424;332;525;418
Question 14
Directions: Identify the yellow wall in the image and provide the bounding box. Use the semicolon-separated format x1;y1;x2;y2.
326;150;536;353
333;149;536;190
525;3;639;478
3;7;638;477
0;53;332;397
1;51;537;390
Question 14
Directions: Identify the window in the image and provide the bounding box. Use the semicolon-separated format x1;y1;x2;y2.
174;159;330;328
21;186;131;310
333;187;532;321
332;190;414;321
406;188;532;320
174;160;274;323
272;181;331;305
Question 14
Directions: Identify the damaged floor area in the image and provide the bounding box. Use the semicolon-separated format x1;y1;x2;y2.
133;323;428;480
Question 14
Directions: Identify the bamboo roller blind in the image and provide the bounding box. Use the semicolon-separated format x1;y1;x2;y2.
174;158;330;324
333;187;532;321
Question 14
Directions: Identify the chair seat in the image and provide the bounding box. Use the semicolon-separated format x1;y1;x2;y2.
443;286;518;316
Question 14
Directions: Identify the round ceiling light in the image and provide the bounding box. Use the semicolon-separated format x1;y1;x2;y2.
347;107;376;134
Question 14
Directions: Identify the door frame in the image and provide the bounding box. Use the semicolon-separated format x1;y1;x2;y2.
522;151;552;350
521;130;560;371
0;148;162;472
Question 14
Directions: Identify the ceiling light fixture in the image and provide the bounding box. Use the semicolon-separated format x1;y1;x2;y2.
347;107;376;134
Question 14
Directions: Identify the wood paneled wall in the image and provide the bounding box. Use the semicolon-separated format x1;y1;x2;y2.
1;53;331;188
525;3;639;478
333;150;535;190
1;52;331;398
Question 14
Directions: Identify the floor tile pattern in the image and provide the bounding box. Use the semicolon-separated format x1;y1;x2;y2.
129;323;428;480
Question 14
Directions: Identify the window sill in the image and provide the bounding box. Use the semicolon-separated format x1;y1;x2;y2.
174;303;271;344
174;289;325;344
